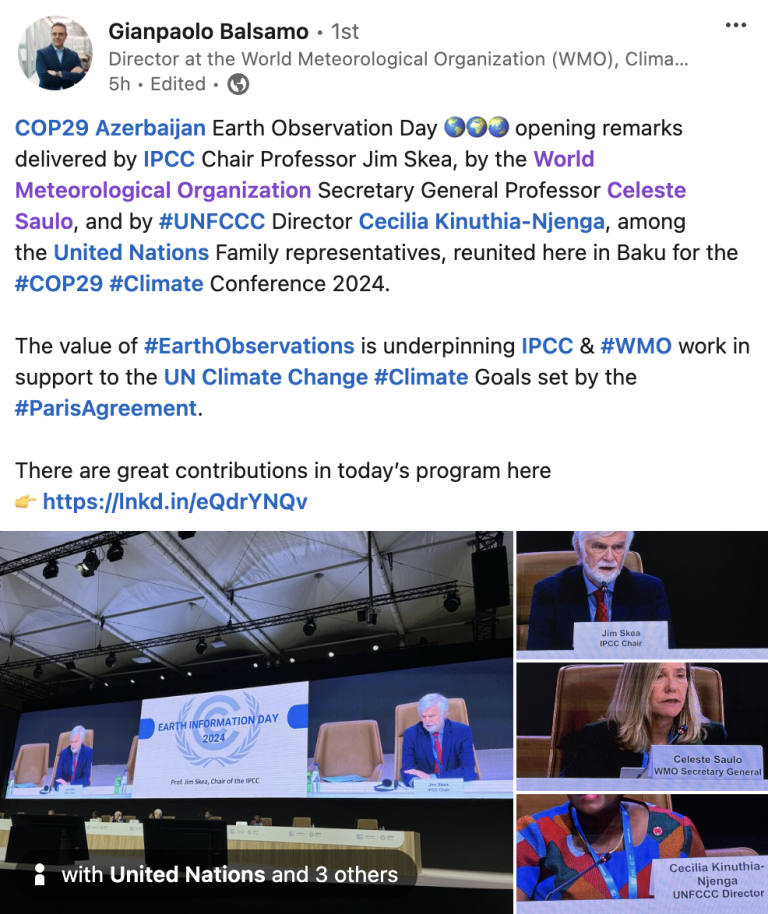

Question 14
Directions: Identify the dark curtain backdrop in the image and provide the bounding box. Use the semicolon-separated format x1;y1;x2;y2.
516;532;768;650
672;794;768;855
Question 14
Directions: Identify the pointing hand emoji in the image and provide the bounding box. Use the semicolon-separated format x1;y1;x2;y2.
14;495;37;508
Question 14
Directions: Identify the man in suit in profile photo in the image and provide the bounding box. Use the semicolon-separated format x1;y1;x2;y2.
527;531;676;650
36;22;86;90
400;693;478;786
54;725;92;788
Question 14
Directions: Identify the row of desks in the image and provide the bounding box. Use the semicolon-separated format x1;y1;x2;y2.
0;819;421;872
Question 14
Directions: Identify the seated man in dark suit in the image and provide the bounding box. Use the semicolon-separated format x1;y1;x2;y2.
36;22;87;90
400;693;478;786
527;531;675;650
54;725;92;789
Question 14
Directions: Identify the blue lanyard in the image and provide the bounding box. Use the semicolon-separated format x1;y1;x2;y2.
571;804;637;900
641;726;676;769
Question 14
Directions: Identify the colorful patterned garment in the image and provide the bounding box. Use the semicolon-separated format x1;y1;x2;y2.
516;801;706;900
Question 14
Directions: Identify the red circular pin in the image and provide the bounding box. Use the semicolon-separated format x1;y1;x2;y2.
653;827;663;836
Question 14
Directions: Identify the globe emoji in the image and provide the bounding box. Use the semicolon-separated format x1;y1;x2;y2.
467;117;487;138
445;117;465;137
489;117;509;137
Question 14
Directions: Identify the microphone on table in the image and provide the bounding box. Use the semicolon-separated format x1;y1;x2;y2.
544;853;613;901
374;778;399;792
636;724;688;778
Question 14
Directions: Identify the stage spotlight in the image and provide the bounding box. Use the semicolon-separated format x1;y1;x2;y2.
195;638;208;655
105;652;117;668
76;550;100;577
444;591;461;613
178;532;196;540
372;644;379;651
106;540;124;563
252;662;259;668
42;559;59;580
160;675;165;680
130;679;135;684
187;671;193;677
289;657;295;663
303;618;317;637
33;664;43;679
328;651;335;658
366;608;378;626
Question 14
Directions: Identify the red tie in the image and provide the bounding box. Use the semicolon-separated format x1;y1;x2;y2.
433;733;443;774
71;753;78;784
594;587;608;623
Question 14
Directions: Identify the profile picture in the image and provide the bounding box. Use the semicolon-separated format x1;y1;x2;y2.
19;16;92;89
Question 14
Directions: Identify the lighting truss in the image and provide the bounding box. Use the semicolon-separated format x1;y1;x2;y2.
1;580;460;672
0;666;52;700
0;532;145;577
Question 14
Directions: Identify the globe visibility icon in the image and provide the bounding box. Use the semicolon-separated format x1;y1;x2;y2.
228;73;250;94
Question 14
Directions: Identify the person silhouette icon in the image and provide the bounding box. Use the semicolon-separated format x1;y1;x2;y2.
35;863;45;886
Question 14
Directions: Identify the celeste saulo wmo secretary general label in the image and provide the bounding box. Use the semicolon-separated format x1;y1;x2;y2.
645;745;764;783
131;682;309;798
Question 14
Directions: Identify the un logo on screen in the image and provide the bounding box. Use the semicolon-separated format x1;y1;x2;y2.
175;692;261;767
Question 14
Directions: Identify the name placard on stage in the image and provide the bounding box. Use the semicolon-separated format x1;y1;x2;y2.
58;784;84;797
226;825;406;848
651;855;768;902
648;745;763;781
412;778;465;796
573;621;668;658
85;821;144;836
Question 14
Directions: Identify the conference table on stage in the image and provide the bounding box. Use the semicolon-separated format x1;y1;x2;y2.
0;818;421;872
314;779;514;797
6;780;512;800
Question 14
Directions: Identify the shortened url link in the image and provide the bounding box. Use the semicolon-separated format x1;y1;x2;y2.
43;492;308;513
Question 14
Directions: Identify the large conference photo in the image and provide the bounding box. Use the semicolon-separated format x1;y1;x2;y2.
0;530;513;895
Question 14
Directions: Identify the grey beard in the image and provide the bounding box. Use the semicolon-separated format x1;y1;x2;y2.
586;563;622;585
